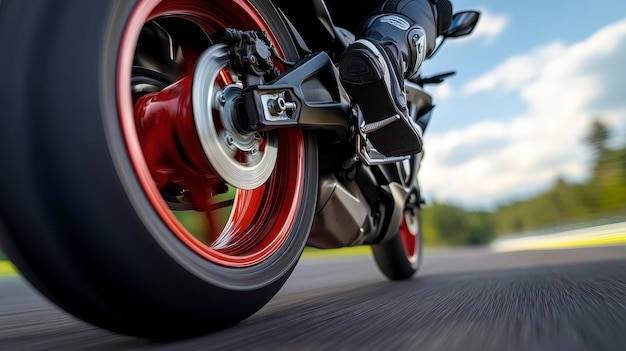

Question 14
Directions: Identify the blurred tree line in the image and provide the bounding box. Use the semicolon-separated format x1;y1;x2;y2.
422;118;626;246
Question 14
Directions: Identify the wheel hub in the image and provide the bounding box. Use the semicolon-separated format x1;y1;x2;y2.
192;44;278;190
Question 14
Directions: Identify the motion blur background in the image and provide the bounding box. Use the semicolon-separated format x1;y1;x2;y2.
416;0;626;247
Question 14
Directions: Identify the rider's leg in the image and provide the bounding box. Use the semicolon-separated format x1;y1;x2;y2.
339;0;452;157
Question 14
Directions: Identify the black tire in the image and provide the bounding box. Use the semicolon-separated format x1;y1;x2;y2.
0;0;316;339
372;206;423;280
372;154;423;280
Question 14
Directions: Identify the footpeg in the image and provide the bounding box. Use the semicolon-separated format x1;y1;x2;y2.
356;132;409;166
359;115;401;134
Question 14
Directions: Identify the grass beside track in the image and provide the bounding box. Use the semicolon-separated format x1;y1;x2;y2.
301;246;371;259
0;261;16;276
492;232;626;252
491;222;626;252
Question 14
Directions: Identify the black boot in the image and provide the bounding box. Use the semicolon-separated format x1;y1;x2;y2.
339;0;450;157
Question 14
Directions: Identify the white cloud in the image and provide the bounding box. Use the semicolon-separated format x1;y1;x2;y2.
421;19;626;208
463;42;565;94
453;9;510;45
431;81;452;100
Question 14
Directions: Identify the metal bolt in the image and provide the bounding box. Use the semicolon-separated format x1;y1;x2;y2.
283;101;297;111
268;96;297;116
268;97;286;116
216;91;226;106
225;135;234;146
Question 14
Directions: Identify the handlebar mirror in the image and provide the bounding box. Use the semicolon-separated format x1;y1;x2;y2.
444;11;480;38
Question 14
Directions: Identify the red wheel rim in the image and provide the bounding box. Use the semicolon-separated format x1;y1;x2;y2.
400;211;419;263
117;0;305;267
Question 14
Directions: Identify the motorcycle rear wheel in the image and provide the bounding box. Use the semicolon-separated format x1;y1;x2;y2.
0;0;317;338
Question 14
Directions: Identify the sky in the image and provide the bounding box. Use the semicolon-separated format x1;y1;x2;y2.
417;0;626;209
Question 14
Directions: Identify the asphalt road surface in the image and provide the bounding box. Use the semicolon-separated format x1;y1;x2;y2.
2;246;626;350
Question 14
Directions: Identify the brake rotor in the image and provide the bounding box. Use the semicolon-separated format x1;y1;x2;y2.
192;44;278;190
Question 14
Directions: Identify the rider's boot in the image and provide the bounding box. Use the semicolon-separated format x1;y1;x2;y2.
339;0;452;157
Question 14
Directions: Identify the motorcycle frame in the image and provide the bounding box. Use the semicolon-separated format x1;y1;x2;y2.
234;1;434;249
